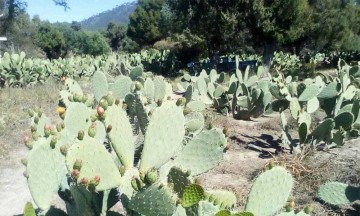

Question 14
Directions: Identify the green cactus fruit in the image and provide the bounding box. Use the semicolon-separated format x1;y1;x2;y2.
183;107;192;116
34;116;39;124
245;166;293;216
88;123;96;138
223;128;230;137
37;109;43;117
28;109;35;118
135;81;143;91
21;158;28;166
119;165;126;176
56;123;62;132
77;130;85;140
176;98;187;106
318;182;360;205
157;99;163;106
50;136;57;149
81;94;89;103
73;159;83;171
303;205;314;214
30;124;37;133
90;114;98;122
181;184;205;208
105;92;114;106
131;177;142;191
145;168;158;185
73;93;83;102
100;99;109;110
23;202;36;216
60;144;69;156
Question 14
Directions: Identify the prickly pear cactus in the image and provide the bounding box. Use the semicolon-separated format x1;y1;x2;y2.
318;182;360;205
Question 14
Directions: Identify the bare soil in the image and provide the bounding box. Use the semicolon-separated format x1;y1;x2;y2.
2;81;360;215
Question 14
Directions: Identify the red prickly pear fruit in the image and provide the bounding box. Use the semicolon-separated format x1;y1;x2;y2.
80;177;89;186
30;124;37;133
50;137;57;149
157;99;163;106
135;82;143;91
176;98;186;106
99;99;109;110
71;169;80;179
60;145;69;156
77;130;85;140
23;135;30;145
88;125;96;138
115;99;120;105
73;159;83;170
97;105;105;116
93;175;100;185
183;108;191;116
34;116;39;124
223;128;230;137
21;158;28;166
28;109;35;117
106;125;112;133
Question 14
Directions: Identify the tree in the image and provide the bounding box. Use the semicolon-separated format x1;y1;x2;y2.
127;0;165;46
77;31;110;56
308;0;360;52
35;23;65;59
104;22;127;51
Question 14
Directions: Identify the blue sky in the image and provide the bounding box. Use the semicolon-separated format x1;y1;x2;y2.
26;0;134;23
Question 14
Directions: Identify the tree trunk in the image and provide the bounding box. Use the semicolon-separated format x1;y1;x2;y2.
263;41;276;75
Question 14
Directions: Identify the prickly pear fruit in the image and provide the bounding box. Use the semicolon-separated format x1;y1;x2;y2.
97;105;105;116
80;177;89;187
145;168;158;185
60;144;69;156
71;169;80;179
99;99;108;110
30;124;37;133
73;159;82;171
23;171;29;178
37;110;43;117
56;123;63;132
77;130;85;140
73;93;83;102
50;137;57;149
106;125;112;133
56;106;66;115
105;92;114;106
157;99;163;106
176;98;187;106
223;128;230;137
44;124;52;137
135;81;143;91
28;109;35;117
21;158;28;166
88;123;96;138
119;165;126;176
115;99;120;105
34;116;39;124
183;108;191;116
81;94;88;103
304;205;314;214
131;178;144;191
90;114;97;122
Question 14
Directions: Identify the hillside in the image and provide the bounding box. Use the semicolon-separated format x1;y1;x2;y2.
80;1;137;31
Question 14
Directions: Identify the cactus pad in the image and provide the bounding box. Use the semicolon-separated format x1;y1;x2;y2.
185;112;205;134
110;76;132;100
318;182;360;205
245;166;293;216
66;138;122;191
104;105;135;168
334;111;354;130
92;71;109;102
128;184;177;216
173;128;226;176
27;138;67;210
187;101;206;112
139;101;185;172
181;184;205;207
63;102;91;140
298;84;320;102
167;167;192;197
23;202;36;216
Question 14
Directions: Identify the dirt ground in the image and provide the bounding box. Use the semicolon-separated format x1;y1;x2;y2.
2;80;360;215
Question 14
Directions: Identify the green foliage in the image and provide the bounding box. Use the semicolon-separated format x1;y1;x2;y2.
35;23;65;59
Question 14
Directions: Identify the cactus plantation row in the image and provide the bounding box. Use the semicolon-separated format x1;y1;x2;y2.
20;64;316;216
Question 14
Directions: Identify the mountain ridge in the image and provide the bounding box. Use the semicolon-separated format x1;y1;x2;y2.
80;1;137;31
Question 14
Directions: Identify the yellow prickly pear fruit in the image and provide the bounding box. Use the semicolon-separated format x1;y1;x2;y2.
56;106;66;115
